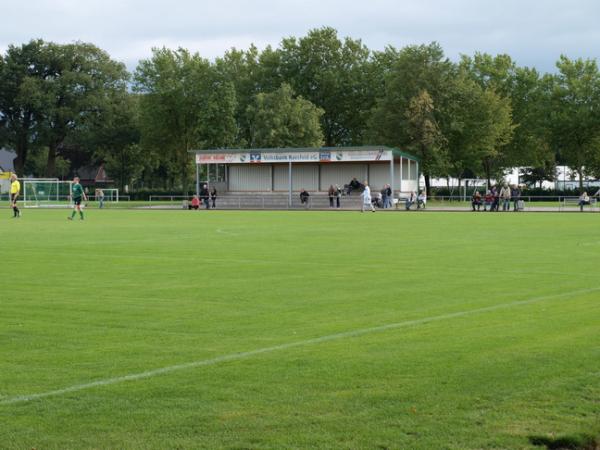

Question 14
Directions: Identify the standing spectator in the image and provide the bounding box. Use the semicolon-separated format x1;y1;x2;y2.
96;189;105;209
491;186;499;211
499;184;511;211
210;187;217;209
335;185;342;209
300;189;310;208
511;185;521;212
471;190;482;211
200;184;210;209
417;190;427;209
328;185;335;208
361;181;375;212
382;184;392;208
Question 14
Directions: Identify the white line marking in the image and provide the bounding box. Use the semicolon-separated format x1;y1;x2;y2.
2;286;598;406
215;228;241;236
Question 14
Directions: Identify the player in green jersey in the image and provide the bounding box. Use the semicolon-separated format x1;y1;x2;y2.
68;176;88;220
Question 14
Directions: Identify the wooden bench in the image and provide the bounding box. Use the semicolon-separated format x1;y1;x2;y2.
560;197;598;212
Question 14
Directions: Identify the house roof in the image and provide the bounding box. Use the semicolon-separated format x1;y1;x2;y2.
0;149;15;173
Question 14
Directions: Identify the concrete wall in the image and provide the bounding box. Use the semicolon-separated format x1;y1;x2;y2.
225;159;419;193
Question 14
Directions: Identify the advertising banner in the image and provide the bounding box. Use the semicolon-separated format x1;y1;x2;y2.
196;150;392;164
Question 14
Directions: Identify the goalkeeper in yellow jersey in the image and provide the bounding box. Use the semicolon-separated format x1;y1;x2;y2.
10;174;21;218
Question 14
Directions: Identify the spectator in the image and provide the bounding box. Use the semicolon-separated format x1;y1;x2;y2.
472;191;482;211
200;184;210;209
405;191;417;210
300;189;310;208
372;192;383;208
96;189;105;209
484;190;494;211
361;181;375;212
417;190;427;209
500;184;511;211
579;191;590;211
335;184;342;209
511;185;521;212
328;185;335;208
189;195;200;210
210;187;217;208
491;186;499;211
347;177;362;194
382;184;392;208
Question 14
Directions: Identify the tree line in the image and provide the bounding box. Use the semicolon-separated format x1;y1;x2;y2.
1;27;600;193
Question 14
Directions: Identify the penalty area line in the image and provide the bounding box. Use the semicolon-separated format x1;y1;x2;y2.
2;286;598;406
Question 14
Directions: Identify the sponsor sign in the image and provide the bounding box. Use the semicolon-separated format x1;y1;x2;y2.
196;150;392;164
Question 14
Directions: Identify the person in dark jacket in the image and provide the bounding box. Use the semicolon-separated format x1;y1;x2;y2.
328;185;335;208
210;187;217;208
511;185;521;212
300;189;310;208
199;184;210;209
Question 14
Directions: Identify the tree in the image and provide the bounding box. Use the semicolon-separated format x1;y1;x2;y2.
550;56;600;190
0;40;48;175
135;48;208;191
246;84;324;148
369;43;453;190
278;27;373;146
89;92;142;190
405;90;447;194
37;42;129;177
444;74;514;185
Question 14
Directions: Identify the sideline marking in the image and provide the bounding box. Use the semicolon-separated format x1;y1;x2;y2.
215;228;241;236
2;286;598;406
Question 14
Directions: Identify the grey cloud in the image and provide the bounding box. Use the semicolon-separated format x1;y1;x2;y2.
1;0;599;73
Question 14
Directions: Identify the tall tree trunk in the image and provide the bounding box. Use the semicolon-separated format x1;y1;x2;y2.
13;141;27;176
45;143;58;178
424;173;431;197
12;125;30;176
577;167;584;192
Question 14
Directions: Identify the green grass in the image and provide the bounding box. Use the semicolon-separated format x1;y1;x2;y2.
1;209;599;449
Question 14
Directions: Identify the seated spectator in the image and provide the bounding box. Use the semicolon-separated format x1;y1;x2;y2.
417;190;427;209
484;190;493;211
579;191;590;211
299;189;310;207
188;195;200;210
472;191;482;211
346;177;363;194
372;192;383;208
405;191;417;210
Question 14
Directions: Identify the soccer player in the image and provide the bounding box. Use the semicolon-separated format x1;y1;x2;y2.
10;174;21;218
68;176;88;220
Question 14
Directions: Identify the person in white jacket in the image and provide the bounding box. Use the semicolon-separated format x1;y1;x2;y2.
361;181;375;212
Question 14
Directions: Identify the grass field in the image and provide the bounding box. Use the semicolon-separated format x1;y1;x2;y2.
1;209;599;449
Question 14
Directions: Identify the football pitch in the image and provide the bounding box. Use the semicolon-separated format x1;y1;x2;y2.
1;210;599;449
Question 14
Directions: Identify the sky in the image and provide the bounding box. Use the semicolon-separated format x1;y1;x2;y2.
1;0;599;73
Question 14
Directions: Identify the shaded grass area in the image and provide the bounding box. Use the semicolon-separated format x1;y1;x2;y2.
1;210;599;449
530;434;599;450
